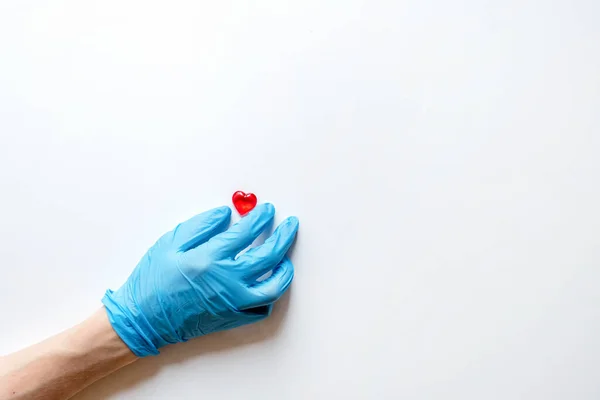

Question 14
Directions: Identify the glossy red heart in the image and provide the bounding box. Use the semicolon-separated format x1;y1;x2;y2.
232;191;257;216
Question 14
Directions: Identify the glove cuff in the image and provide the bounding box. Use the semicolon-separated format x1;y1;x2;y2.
102;289;161;357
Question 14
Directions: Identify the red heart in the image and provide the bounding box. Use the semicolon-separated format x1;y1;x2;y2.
232;191;258;216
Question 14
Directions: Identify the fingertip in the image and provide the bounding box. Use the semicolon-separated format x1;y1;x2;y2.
215;205;232;216
246;257;295;307
211;206;232;223
286;216;299;230
246;203;275;221
275;257;295;294
281;255;295;272
274;256;295;285
275;217;299;240
260;202;275;215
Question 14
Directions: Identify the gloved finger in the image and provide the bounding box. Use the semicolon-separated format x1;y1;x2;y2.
205;203;275;258
237;216;299;281
246;257;294;308
173;206;231;252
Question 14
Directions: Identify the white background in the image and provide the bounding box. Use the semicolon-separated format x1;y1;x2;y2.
1;1;600;399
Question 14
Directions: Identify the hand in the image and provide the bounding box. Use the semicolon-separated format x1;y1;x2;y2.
102;203;299;357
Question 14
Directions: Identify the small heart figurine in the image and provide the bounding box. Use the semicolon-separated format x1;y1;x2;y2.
232;191;258;216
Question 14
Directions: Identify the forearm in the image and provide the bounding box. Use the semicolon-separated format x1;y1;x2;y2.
0;308;137;400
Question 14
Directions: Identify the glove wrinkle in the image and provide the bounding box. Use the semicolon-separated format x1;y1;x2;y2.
101;205;298;357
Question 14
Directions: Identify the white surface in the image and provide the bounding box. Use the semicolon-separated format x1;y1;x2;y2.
1;1;600;399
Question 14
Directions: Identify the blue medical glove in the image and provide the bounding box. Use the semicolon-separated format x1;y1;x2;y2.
102;203;299;357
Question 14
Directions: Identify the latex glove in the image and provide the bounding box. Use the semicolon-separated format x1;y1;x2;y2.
102;203;299;357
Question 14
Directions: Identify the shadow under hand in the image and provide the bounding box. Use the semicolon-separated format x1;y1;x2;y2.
73;290;292;400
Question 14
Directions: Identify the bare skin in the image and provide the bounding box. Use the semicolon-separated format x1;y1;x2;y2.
0;309;137;400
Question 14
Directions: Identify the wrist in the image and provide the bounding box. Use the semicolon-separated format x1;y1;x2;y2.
102;289;165;357
67;308;139;366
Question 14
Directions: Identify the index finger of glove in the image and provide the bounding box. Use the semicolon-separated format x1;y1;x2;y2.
204;203;275;258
